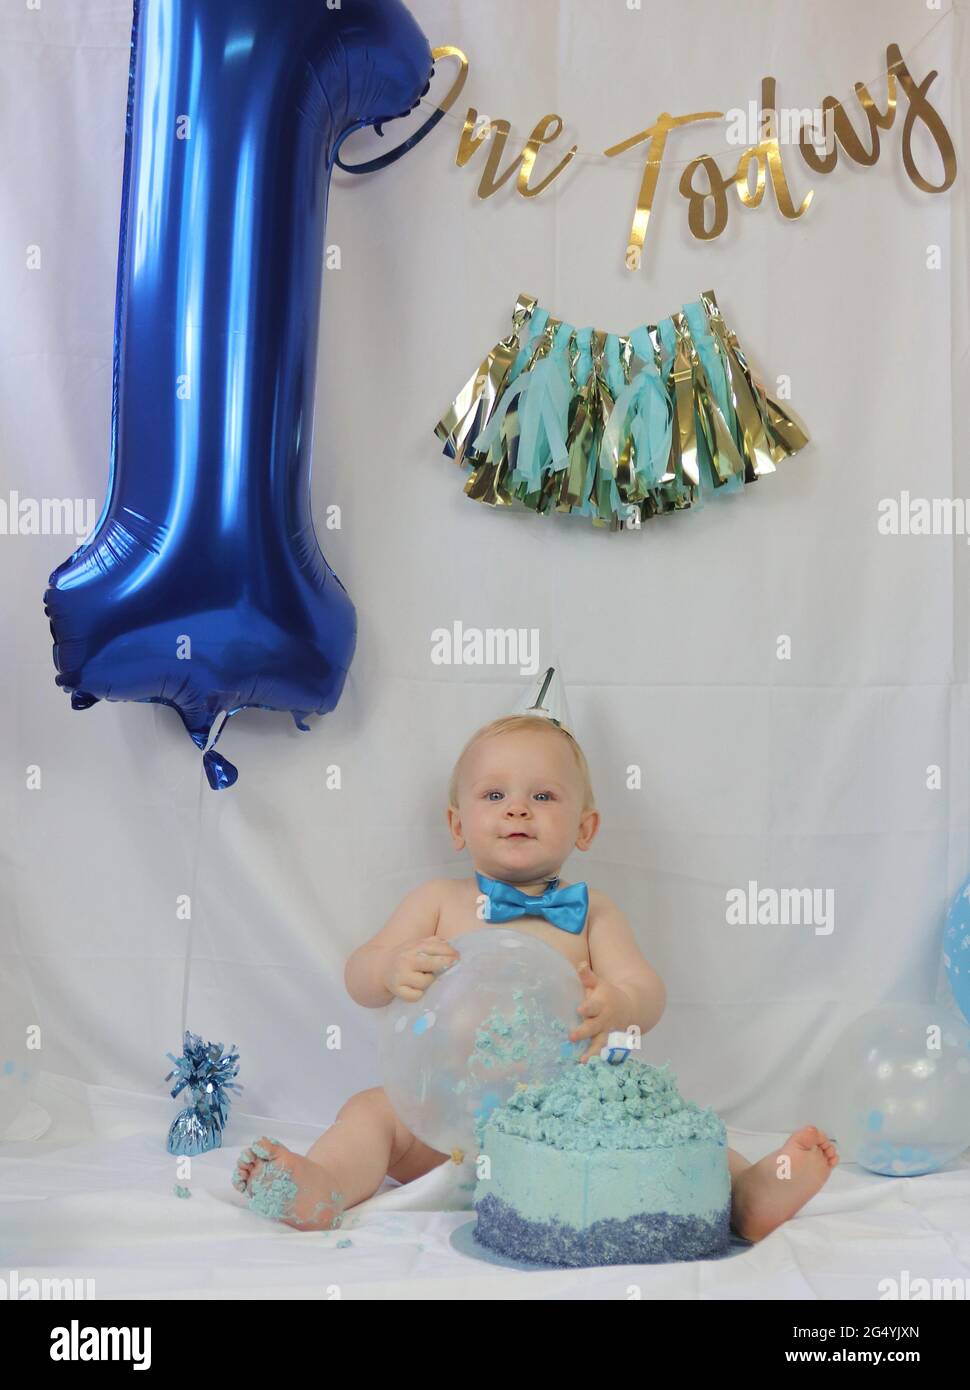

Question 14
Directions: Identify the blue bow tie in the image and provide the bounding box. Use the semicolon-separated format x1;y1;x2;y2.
475;872;589;934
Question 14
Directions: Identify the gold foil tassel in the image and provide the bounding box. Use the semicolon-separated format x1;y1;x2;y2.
701;289;809;473
434;292;538;469
689;333;747;490
558;331;614;515
666;312;701;503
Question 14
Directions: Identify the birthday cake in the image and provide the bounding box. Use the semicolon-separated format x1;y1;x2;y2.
472;1056;731;1267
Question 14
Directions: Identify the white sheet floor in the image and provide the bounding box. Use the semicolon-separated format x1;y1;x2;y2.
3;1075;970;1300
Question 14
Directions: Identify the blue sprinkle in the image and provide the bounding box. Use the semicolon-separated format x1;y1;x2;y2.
474;1193;731;1267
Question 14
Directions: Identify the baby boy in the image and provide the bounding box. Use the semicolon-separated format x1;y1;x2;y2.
233;713;838;1240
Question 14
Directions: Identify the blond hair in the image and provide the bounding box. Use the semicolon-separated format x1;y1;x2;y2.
448;714;595;813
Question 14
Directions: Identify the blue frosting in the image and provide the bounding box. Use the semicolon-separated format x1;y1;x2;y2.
483;1056;726;1152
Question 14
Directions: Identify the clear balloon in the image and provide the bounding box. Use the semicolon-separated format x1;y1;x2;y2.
43;0;434;788
380;929;586;1157
0;977;42;1141
943;874;970;1027
818;1003;970;1175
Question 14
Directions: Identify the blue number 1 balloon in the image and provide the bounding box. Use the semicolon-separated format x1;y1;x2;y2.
44;0;434;789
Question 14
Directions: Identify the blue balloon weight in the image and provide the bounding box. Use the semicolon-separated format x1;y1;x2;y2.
944;874;970;1027
44;0;435;789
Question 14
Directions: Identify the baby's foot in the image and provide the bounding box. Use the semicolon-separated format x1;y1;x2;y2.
731;1125;838;1243
232;1136;346;1231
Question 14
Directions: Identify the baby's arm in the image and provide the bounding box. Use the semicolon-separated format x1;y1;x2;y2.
344;879;458;1007
573;891;667;1055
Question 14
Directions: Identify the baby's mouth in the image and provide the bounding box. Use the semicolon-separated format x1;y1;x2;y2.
503;832;534;840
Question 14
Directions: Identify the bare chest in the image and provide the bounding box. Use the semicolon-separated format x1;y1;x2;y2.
434;879;590;970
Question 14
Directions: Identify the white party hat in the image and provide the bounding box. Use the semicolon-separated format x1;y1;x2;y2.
510;660;575;738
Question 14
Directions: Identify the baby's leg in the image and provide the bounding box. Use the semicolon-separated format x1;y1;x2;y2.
727;1127;839;1242
232;1086;449;1231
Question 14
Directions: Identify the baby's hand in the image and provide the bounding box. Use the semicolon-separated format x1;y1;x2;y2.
383;938;460;1002
569;962;634;1063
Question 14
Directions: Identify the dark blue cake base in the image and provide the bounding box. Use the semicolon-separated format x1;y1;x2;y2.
473;1193;733;1268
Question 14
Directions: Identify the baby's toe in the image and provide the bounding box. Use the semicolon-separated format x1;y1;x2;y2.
788;1124;821;1150
232;1159;253;1190
232;1142;272;1194
250;1135;284;1162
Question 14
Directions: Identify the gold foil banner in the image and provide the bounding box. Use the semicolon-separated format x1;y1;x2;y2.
426;39;957;269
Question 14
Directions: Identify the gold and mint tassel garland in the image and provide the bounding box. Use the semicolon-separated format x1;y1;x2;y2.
433;289;810;531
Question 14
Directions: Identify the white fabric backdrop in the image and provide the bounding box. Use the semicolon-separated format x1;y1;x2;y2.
1;0;968;1145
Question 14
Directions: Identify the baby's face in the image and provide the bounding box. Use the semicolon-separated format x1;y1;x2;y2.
447;729;597;884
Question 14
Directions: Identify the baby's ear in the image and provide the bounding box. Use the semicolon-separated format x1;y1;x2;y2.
445;804;464;847
575;808;600;849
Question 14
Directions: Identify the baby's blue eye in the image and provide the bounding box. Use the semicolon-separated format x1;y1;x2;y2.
485;790;553;801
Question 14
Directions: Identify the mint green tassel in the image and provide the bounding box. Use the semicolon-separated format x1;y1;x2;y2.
510;340;573;491
599;326;671;497
474;324;573;491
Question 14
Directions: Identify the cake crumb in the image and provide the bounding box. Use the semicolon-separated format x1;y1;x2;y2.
451;1147;464;1164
